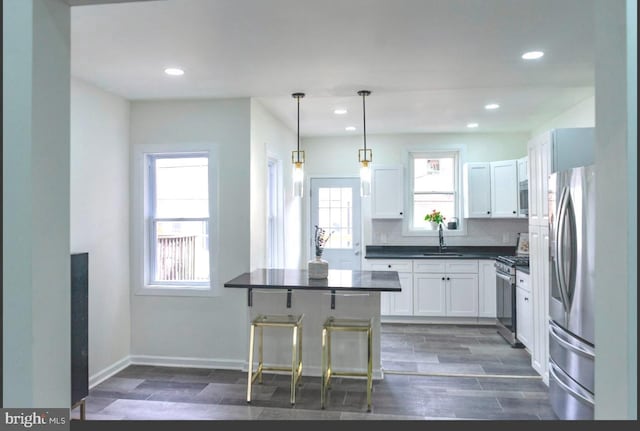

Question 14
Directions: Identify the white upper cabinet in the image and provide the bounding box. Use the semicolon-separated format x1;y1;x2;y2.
490;160;518;218
463;163;492;218
517;156;528;219
371;165;404;219
528;132;552;226
517;156;528;183
464;159;520;219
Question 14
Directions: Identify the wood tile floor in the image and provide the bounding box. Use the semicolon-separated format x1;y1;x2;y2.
73;324;557;420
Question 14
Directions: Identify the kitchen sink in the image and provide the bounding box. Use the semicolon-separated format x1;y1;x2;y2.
422;252;464;257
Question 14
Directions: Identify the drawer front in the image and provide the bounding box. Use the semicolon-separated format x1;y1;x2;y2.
413;260;446;273
444;260;478;274
364;259;412;273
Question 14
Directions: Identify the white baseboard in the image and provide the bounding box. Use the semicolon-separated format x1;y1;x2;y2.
129;354;245;371
89;356;132;389
382;316;497;325
126;356;383;380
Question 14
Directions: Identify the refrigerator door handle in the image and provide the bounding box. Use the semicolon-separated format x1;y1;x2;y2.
549;320;595;359
549;360;595;407
563;192;578;305
554;187;570;312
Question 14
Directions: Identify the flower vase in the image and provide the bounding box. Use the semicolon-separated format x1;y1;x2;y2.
308;255;329;279
428;221;439;230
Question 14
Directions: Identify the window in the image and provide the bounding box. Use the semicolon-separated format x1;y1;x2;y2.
266;157;284;268
409;151;459;231
147;153;209;286
317;187;353;249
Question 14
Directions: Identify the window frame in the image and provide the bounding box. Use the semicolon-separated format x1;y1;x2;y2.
403;149;466;236
266;155;284;268
133;145;219;297
147;153;210;287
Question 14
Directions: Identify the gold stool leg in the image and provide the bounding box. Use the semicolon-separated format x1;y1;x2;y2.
258;326;264;384
247;323;256;403
367;326;373;412
290;325;298;405
321;327;327;409
297;323;303;386
327;329;332;390
80;399;86;420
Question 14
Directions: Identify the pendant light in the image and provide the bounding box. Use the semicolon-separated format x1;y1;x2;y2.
291;92;305;198
358;90;372;197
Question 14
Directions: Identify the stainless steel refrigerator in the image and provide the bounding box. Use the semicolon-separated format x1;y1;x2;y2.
549;165;596;420
548;165;596;419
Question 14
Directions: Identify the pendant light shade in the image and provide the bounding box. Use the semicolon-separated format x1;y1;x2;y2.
291;92;305;198
358;90;372;197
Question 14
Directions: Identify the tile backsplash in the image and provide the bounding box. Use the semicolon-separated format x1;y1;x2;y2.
371;218;529;247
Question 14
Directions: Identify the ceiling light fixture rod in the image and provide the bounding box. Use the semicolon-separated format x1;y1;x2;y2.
292;92;305;162
358;90;371;153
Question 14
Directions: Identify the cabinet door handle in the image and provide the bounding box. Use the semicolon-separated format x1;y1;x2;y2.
399;212;403;215
441;277;445;281
524;297;529;301
513;210;517;214
388;264;392;268
446;277;450;280
487;211;490;214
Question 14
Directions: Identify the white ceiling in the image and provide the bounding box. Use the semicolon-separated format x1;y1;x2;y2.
71;0;595;136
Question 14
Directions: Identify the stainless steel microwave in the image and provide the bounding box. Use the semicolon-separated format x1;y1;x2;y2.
519;179;528;217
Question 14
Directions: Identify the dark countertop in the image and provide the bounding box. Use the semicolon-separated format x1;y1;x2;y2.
516;265;530;274
224;268;402;292
365;245;516;260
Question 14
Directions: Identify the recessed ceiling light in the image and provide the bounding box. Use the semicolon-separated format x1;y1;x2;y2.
467;123;479;128
485;103;500;110
521;51;544;60
164;67;185;76
345;126;356;131
334;108;348;115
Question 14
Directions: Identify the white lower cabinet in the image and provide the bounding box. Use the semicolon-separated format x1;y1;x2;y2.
413;274;446;316
413;273;478;317
365;259;413;316
516;270;533;350
446;273;479;317
413;260;478;317
367;258;496;319
392;273;413;315
529;224;550;382
478;260;497;318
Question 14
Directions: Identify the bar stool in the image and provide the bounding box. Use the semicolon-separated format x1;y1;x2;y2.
247;314;304;405
321;316;373;411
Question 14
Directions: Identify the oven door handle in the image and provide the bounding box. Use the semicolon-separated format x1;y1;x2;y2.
496;272;512;282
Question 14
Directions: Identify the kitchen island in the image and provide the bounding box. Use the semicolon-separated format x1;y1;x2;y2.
224;268;401;379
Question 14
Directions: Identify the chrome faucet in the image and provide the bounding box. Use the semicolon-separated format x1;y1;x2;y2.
438;223;446;253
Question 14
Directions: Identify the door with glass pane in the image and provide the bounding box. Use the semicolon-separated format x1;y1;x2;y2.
310;178;361;271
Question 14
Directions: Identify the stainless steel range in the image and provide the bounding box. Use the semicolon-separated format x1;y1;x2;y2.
495;251;529;348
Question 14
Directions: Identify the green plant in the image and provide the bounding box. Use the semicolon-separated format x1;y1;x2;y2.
313;225;334;257
424;210;445;224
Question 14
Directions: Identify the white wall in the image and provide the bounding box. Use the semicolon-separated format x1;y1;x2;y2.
530;95;595;138
129;99;251;367
249;99;301;270
70;78;131;384
3;0;71;407
593;0;637;419
302;132;529;253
